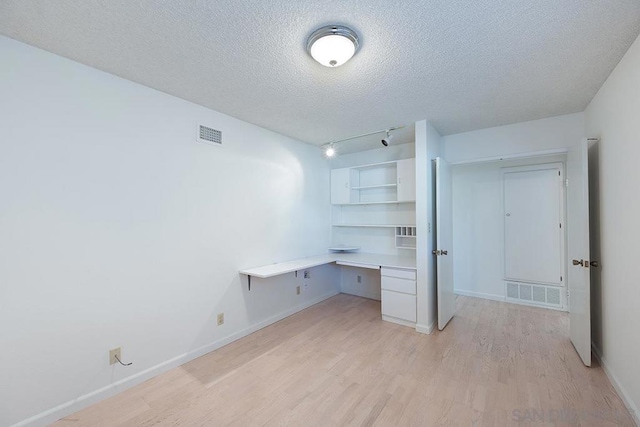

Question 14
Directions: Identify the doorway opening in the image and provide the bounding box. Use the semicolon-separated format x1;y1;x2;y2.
451;155;568;311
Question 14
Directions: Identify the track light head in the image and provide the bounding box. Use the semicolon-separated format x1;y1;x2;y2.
381;130;393;147
325;144;336;157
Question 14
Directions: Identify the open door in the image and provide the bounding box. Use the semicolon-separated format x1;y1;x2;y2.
567;138;593;366
435;157;455;330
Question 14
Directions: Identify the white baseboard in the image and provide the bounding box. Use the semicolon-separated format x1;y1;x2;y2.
592;343;639;426
382;315;415;328
12;290;340;427
415;320;436;334
341;289;381;301
454;289;505;302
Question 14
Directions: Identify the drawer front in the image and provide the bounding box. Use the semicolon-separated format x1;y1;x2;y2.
381;267;416;281
381;276;416;295
381;290;416;322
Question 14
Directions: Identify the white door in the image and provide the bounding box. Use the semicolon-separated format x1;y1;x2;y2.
567;139;592;366
504;165;563;285
397;158;416;202
435;157;455;330
330;168;351;204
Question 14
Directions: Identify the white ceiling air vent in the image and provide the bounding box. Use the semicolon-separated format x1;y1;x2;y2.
197;124;222;146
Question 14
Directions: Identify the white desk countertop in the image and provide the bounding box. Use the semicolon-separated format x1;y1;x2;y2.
239;252;416;279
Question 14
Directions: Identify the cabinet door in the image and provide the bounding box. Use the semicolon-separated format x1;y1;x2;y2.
331;168;351;204
396;159;416;202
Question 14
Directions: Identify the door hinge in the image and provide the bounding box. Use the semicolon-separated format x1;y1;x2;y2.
560;276;563;282
559;223;562;229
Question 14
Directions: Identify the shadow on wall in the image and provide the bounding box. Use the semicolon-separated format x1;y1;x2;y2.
588;141;603;352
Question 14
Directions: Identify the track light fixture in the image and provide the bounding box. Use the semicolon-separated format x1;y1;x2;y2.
321;125;404;157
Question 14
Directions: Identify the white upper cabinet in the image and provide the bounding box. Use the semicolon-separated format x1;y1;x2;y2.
331;159;417;251
396;158;416;202
331;159;415;205
331;168;352;204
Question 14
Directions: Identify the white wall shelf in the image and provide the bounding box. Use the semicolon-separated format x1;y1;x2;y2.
351;184;397;190
331;158;417;255
333;201;415;206
333;224;416;228
395;226;417;249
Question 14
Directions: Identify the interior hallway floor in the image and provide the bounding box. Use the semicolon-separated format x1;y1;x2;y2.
55;294;634;426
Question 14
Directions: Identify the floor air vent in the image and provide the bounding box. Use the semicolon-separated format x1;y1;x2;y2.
505;282;562;309
197;124;222;146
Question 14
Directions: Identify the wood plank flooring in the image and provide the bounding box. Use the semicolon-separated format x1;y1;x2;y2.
54;295;634;426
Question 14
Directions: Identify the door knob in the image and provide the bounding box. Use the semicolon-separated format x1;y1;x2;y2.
572;259;584;267
590;261;599;268
442;250;448;255
432;250;441;256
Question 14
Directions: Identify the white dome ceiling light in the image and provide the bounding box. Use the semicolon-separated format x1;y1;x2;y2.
307;25;360;67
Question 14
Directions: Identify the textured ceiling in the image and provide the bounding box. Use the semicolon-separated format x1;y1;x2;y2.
1;1;639;153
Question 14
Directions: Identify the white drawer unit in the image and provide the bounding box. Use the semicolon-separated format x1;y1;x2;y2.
381;276;416;294
381;290;416;324
381;267;417;327
381;267;416;281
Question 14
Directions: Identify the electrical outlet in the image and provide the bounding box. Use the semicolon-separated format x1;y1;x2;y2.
109;347;121;365
296;285;301;295
357;275;362;284
217;313;224;326
304;270;310;279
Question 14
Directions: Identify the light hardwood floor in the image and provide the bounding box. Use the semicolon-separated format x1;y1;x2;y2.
55;295;634;426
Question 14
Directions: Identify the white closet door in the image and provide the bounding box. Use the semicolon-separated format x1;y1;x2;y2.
436;157;455;330
567;139;592;367
504;167;563;285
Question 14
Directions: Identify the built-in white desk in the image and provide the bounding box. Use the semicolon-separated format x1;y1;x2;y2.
239;252;416;290
240;252;418;327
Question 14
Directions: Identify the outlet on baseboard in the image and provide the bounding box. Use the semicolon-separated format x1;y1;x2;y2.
217;313;224;326
109;347;121;365
303;270;310;279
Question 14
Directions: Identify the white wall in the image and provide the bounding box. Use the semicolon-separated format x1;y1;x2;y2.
452;156;566;303
415;120;440;333
340;266;381;301
585;33;640;422
442;113;584;164
0;35;339;427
